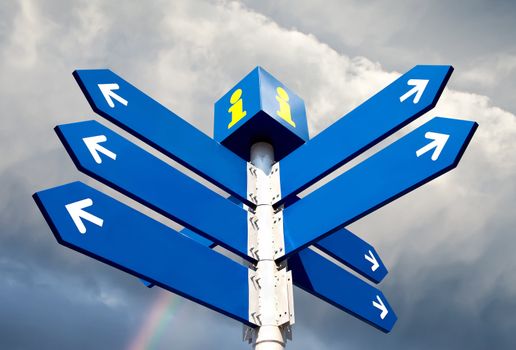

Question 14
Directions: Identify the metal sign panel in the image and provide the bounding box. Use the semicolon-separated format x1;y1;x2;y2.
289;249;396;333
73;69;250;206
282;117;478;259
33;181;252;325
278;65;453;205
55;120;249;261
151;224;394;330
32;65;479;340
314;228;388;284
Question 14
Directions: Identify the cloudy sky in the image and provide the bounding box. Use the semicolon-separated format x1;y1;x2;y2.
1;0;516;349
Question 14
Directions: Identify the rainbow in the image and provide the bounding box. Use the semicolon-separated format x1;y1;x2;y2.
127;290;183;350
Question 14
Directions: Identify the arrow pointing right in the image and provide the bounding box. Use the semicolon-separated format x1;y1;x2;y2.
314;227;388;284
416;132;450;161
277;65;453;207
364;250;380;272
372;295;388;320
82;135;117;164
282;117;478;260
289;249;397;332
98;83;128;108
33;182;252;326
64;198;103;234
399;79;429;104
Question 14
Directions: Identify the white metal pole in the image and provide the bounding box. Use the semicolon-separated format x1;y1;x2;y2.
250;142;286;350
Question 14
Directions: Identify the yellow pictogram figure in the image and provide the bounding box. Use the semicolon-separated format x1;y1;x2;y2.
227;88;247;129
275;86;296;127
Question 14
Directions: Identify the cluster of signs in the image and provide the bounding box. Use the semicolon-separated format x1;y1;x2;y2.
33;65;476;335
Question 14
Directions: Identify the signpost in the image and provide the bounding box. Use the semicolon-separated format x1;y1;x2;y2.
34;65;477;349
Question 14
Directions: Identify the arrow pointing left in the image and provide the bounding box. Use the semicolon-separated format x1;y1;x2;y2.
64;198;103;234
98;83;128;108
74;70;250;206
55;120;250;262
33;181;253;326
82;135;117;164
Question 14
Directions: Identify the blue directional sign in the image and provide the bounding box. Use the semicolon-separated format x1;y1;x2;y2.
73;70;250;206
282;117;478;259
148;223;394;330
277;65;453;206
314;228;388;284
34;65;478;341
33;181;252;325
289;249;396;333
55;120;250;261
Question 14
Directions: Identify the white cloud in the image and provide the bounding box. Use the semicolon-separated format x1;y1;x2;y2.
459;54;516;88
145;1;400;136
1;1;516;348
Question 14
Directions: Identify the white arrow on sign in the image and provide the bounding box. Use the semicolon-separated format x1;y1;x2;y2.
399;79;429;104
65;198;104;234
82;135;117;164
416;132;450;161
98;83;128;108
372;295;388;320
364;250;380;272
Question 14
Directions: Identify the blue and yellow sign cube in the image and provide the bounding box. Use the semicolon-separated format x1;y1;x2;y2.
214;67;308;161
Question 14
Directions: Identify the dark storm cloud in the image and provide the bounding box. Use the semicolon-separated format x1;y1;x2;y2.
0;151;131;349
0;146;246;349
1;1;515;349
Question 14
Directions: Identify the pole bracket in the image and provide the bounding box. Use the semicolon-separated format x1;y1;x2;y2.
248;266;294;327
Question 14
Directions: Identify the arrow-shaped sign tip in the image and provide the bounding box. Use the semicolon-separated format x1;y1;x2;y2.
372;295;389;320
419;118;478;167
